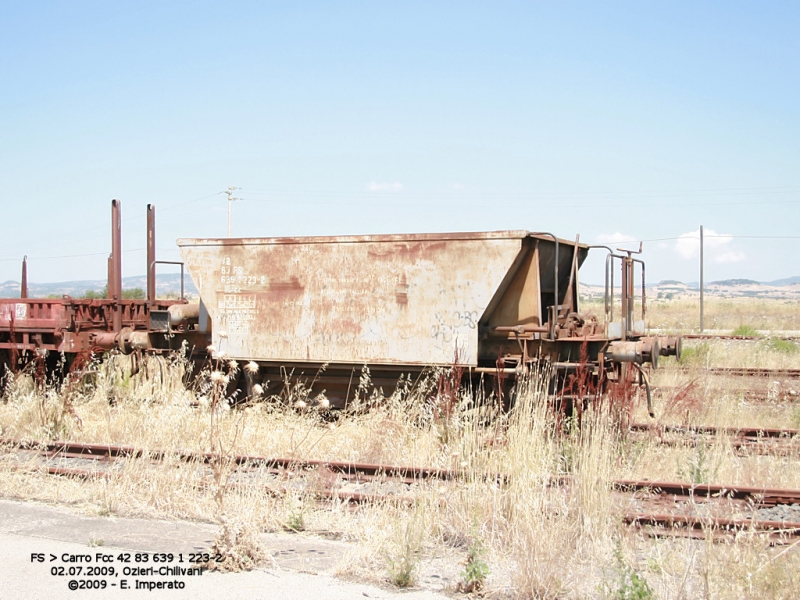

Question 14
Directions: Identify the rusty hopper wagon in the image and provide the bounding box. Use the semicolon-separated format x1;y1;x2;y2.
178;231;679;408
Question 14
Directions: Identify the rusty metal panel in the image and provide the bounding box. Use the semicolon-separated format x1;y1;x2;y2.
178;231;571;366
486;242;542;328
0;300;67;331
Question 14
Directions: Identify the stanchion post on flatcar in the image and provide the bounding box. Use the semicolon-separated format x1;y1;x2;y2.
147;204;156;307
110;199;123;332
20;256;27;299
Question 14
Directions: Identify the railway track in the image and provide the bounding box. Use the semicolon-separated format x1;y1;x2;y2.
667;367;800;379
3;438;800;541
704;367;800;378
681;334;800;342
0;438;487;505
615;479;800;541
629;423;800;440
7;438;474;481
651;386;799;405
629;423;800;455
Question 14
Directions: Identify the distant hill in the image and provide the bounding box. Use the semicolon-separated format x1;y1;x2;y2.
0;273;197;299
581;276;800;301
709;279;759;286
768;275;800;286
581;276;800;290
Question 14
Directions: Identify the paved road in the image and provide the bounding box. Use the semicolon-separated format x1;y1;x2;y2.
0;500;450;600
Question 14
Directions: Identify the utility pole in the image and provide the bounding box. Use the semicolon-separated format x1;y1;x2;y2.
225;186;240;237
699;225;704;332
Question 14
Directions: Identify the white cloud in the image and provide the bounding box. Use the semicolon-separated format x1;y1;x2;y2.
714;250;746;264
674;228;744;263
366;182;403;192
450;182;466;190
595;232;638;245
675;232;700;259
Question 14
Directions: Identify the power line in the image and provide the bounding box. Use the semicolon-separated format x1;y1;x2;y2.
629;234;800;243
245;184;800;197
237;192;800;209
0;248;146;263
713;235;800;240
2;185;799;264
0;192;223;256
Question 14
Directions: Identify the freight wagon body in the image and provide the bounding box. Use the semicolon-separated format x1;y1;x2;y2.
178;231;584;366
178;231;674;406
0;297;179;357
0;201;195;383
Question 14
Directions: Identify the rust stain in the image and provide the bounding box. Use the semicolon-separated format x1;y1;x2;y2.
265;277;304;294
395;274;409;305
335;317;363;335
368;241;448;261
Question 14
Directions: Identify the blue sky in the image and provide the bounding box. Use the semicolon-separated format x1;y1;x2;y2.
1;2;798;285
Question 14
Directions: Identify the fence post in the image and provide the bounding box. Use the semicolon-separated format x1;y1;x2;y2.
699;225;704;332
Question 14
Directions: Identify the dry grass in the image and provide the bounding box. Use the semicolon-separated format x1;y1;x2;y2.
2;299;800;597
582;297;800;333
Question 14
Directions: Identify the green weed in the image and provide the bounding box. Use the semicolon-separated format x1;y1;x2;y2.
678;342;710;366
385;508;425;588
284;497;306;532
610;543;654;600
763;339;799;354
731;324;760;337
458;534;490;593
678;443;719;484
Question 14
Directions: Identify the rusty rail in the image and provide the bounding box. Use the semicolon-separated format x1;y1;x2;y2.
667;367;800;379
7;438;800;536
612;479;800;506
628;423;800;455
623;513;800;538
3;438;503;483
652;386;799;404
7;438;798;505
630;422;800;440
682;334;800;341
